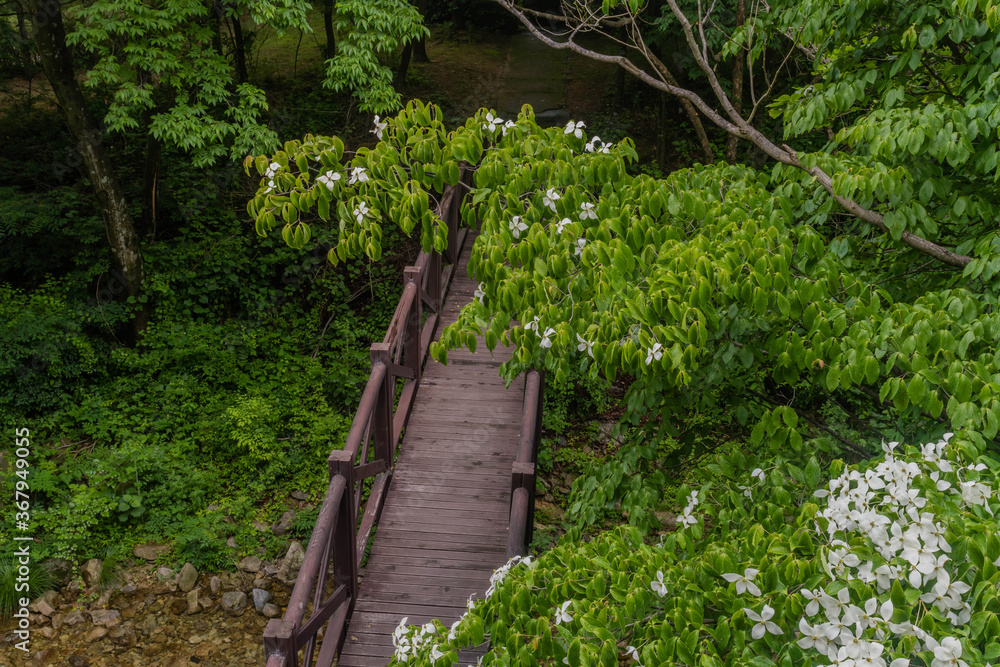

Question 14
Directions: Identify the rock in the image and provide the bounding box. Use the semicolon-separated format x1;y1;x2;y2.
177;563;198;592
209;576;221;595
186;588;202;615
199;596;216;612
29;648;58;665
63;609;86;626
140;613;160;635
252;588;272;613
109;622;137;647
42;558;72;586
155;567;176;582
89;609;122;627
226;537;237;548
277;541;306;583
50;612;65;630
263;564;279;577
655;511;677;531
68;656;90;667
262;603;282;618
220;591;248;616
170;598;188;615
289;490;308;501
252;520;270;532
39;626;55;639
207;503;221;512
239;556;262;573
85;626;108;642
271;509;297;536
29;596;55;616
133;542;170;561
81;559;103;587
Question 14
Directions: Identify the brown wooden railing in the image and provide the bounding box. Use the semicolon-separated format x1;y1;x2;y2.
263;165;474;667
507;370;545;558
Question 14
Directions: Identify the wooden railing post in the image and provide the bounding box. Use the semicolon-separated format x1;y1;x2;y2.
370;343;393;466
403;266;422;387
426;250;441;312
329;451;359;629
264;619;296;667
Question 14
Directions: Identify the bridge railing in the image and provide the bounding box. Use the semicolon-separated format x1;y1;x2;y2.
263;165;474;667
507;370;545;558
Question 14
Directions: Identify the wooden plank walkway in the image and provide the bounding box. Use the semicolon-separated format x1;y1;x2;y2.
338;237;523;667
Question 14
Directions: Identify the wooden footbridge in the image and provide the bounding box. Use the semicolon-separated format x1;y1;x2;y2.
264;167;543;667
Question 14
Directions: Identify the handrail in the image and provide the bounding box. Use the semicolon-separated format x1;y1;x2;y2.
263;165;474;667
507;370;545;558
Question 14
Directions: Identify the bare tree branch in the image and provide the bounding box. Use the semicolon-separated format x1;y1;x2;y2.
492;0;973;269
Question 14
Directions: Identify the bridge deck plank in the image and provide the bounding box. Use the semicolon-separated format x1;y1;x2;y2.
338;235;518;667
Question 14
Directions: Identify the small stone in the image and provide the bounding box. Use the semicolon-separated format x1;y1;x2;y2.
29;597;55;616
177;563;198;592
263;564;279;577
89;609;122;628
133;542;170;561
170;598;188;615
209;576;221;595
207;503;221;511
220;591;248;616
289;490;308;501
252;588;272;613
68;656;90;667
81;559;103;587
63;609;87;626
226;537;237;548
109;622;137;647
239;556;262;573
85;626;108;642
271;509;296;536
155;567;176;582
141;614;160;635
186;588;202;615
199;596;216;612
30;648;58;665
50;613;65;630
277;541;306;583
262;603;282;618
39;626;56;639
252;520;270;532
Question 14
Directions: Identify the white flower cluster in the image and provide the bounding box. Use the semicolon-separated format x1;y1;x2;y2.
482;112;516;136
677;490;699;529
585;136;611;153
391;556;531;663
525;316;555;349
799;434;991;666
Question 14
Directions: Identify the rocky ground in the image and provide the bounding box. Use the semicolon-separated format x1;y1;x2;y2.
1;541;308;667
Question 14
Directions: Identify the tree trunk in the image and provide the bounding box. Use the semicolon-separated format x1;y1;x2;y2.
323;0;336;60
396;41;413;86
725;0;747;162
140;132;161;241
210;0;224;57
412;0;429;62
25;0;149;336
229;5;248;84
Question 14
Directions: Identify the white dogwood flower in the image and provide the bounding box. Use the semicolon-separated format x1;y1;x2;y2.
574;238;587;256
580;202;597;220
372;114;387;139
543;188;561;212
316;170;341;191
650;571;668;597
744;605;782;639
482;112;503;133
349;167;369;185
554;600;573;624
564;120;585;139
540;327;556;348
509;215;528;239
722;568;761;596
645;342;663;365
576;333;594;358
